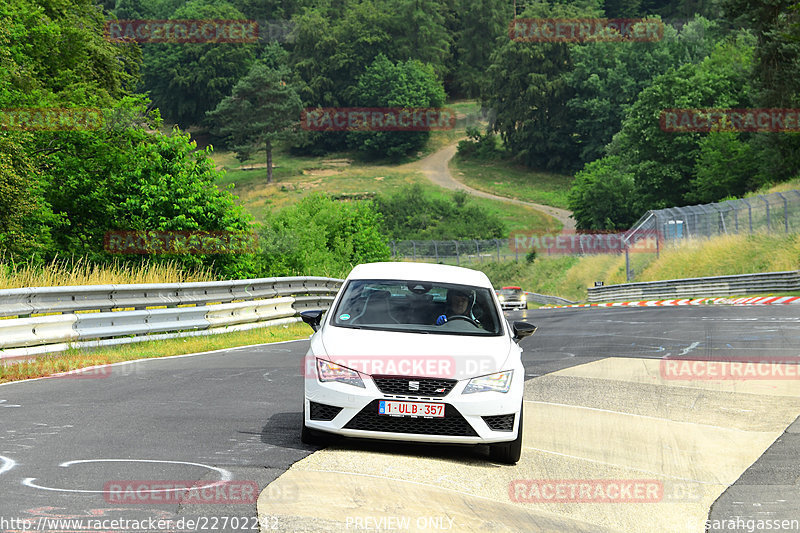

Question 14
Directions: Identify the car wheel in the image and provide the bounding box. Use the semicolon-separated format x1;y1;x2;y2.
489;402;523;465
300;403;328;446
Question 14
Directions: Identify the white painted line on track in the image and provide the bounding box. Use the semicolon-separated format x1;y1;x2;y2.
0;455;16;476
0;338;308;388
23;459;232;493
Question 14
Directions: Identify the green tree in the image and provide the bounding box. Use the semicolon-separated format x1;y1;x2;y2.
141;0;257;127
258;194;391;278
448;0;512;97
40;100;256;277
0;134;58;259
688;131;761;203
347;54;446;158
568;156;640;230
0;0;140;108
207;61;303;183
483;1;602;173
566;17;719;165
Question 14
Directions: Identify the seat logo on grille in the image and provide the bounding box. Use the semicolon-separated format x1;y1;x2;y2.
434;387;446;393
408;381;420;391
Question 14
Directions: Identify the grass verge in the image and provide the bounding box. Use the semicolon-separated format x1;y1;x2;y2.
0;322;311;384
450;155;574;209
0;258;213;289
474;232;800;302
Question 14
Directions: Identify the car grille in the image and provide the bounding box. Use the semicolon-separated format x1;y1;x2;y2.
309;401;343;421
482;414;515;432
372;376;457;397
344;400;477;436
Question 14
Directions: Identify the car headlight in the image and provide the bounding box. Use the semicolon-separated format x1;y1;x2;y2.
316;358;365;388
520;295;526;302
463;370;513;394
499;295;505;301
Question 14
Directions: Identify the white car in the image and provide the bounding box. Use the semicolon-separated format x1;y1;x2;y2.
299;262;536;464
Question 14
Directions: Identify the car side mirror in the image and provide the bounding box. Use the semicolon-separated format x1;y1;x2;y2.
300;310;324;332
512;321;537;342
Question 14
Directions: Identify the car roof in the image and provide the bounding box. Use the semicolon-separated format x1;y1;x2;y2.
346;262;493;288
501;286;522;290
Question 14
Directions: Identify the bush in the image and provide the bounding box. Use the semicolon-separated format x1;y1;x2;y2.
375;184;505;240
456;126;506;161
257;194;391;278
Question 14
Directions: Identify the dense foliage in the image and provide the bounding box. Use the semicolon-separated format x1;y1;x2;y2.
3;0;800;274
257;194;391;278
375;184;506;240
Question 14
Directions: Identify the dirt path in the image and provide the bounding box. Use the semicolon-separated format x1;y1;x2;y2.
404;142;575;229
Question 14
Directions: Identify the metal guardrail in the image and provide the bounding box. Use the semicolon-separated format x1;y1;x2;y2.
525;292;577;306
587;271;800;302
0;277;340;317
0;277;342;358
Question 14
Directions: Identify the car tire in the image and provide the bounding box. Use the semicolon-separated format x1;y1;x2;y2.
489;402;523;465
300;403;328;446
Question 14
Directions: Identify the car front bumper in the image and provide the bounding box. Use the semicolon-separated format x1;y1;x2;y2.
303;366;524;445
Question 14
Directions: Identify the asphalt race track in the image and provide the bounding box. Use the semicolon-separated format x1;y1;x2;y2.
1;305;798;532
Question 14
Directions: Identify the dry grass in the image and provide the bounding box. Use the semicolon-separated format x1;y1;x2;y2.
0;257;214;289
637;233;800;281
0;322;311;383
478;233;800;301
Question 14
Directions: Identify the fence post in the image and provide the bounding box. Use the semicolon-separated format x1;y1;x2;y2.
495;239;501;261
625;243;632;282
454;241;459;266
760;195;771;229
777;192;789;234
742;198;753;233
391;240;397;258
475;240;481;263
412;241;417;261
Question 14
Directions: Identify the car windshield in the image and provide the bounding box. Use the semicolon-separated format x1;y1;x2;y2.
498;288;523;297
331;279;503;336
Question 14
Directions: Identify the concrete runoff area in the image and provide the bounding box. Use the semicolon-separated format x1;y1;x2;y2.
258;358;800;532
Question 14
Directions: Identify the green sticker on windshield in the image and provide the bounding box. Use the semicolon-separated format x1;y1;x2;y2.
340;313;350;320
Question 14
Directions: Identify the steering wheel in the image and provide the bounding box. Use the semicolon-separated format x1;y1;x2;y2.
446;315;481;328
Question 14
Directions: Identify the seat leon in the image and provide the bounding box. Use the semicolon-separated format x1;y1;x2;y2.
299;262;536;464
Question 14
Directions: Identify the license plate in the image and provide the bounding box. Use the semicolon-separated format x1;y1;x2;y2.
379;401;445;418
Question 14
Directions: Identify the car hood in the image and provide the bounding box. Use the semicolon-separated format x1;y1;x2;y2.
315;326;514;379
